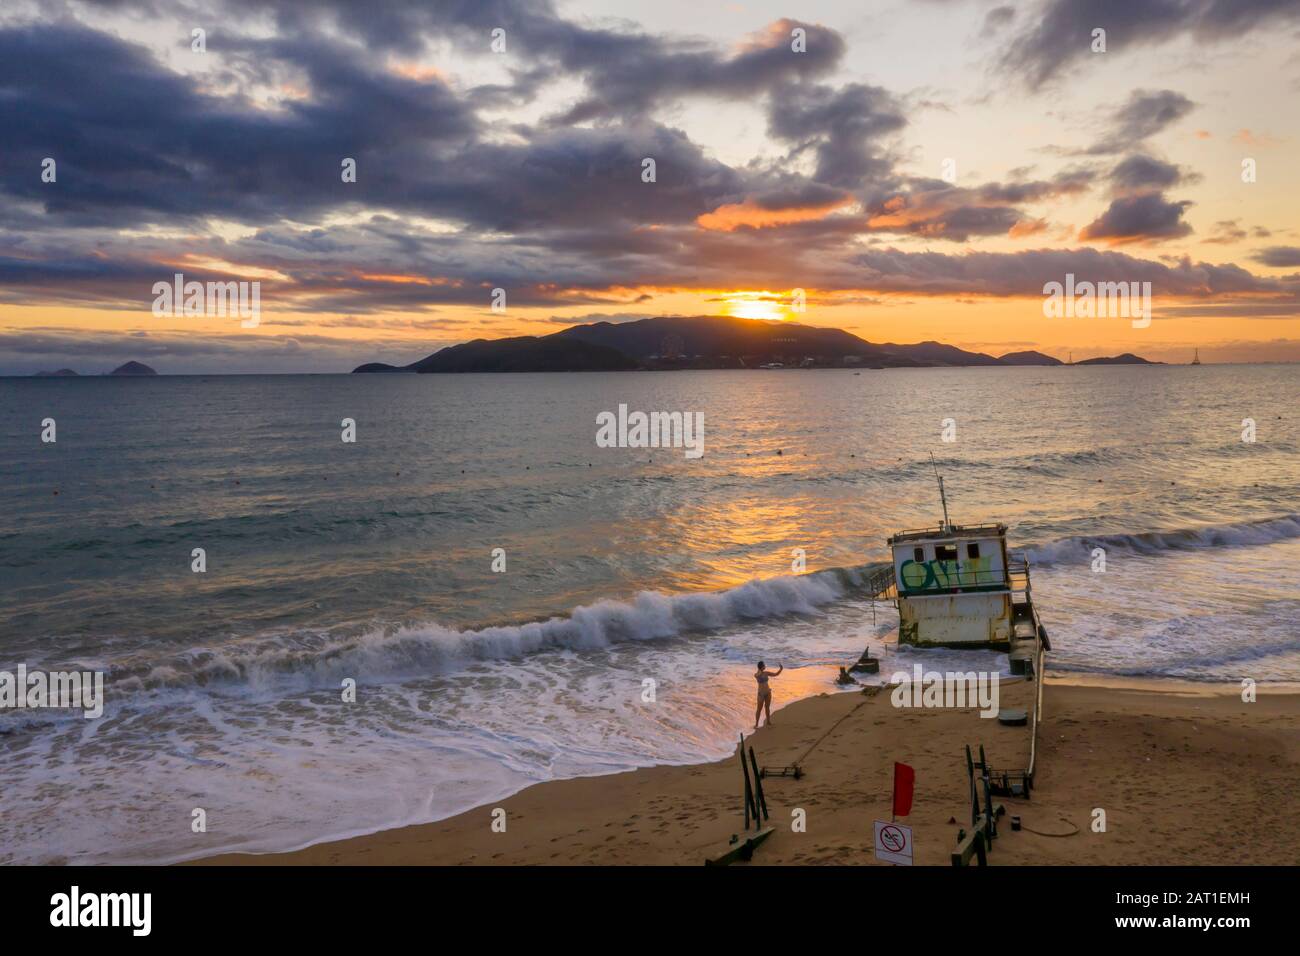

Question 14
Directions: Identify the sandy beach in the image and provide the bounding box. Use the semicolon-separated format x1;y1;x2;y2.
196;676;1300;866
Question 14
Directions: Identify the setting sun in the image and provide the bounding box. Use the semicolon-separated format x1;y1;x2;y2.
722;293;788;321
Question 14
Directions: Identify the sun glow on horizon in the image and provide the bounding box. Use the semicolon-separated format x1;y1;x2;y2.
721;292;789;321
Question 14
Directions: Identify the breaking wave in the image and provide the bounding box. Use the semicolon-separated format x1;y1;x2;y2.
1023;514;1300;566
100;564;885;701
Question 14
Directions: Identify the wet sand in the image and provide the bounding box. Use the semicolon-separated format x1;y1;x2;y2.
195;675;1300;865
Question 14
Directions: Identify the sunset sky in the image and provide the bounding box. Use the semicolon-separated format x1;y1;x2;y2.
2;0;1299;373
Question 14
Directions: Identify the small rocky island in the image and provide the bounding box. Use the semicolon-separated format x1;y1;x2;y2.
1074;353;1159;365
109;361;158;376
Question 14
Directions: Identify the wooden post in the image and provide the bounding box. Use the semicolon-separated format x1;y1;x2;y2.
748;747;768;821
965;745;978;824
740;734;757;829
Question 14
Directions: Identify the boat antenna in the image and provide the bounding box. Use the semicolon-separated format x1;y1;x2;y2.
929;453;951;531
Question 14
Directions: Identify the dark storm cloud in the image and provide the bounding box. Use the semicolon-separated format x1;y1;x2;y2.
848;246;1295;298
0;23;479;226
78;0;563;58
1104;90;1196;149
857;169;1095;242
252;2;848;120
1078;90;1198;155
1079;192;1194;243
766;82;907;188
1079;148;1197;247
974;168;1096;204
1252;246;1300;267
0;253;180;307
84;0;845;119
746;179;852;212
0;22;744;233
1000;0;1300;88
1109;154;1192;192
549;19;847;124
437;124;746;230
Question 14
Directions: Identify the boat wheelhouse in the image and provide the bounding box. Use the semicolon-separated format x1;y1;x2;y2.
881;464;1049;674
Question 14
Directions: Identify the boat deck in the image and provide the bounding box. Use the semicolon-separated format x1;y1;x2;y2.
991;672;1037;772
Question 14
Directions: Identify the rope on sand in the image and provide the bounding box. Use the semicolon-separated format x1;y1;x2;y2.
1019;817;1080;838
792;695;873;767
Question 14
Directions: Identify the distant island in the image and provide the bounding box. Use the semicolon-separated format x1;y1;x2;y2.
353;315;1160;373
109;361;158;376
355;336;636;374
31;361;160;376
1073;353;1156;365
998;350;1063;366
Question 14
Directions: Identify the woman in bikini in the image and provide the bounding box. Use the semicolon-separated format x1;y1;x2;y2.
754;660;783;729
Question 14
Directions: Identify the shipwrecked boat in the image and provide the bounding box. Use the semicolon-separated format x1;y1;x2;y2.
856;464;1049;805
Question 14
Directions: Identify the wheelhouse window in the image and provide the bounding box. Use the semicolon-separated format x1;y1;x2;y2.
913;547;924;562
935;544;958;562
967;543;981;559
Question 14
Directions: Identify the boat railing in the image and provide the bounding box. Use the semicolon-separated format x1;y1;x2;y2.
888;523;1007;543
863;563;897;601
1007;554;1032;598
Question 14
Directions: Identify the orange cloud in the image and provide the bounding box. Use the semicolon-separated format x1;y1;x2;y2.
357;273;451;285
1231;128;1281;148
1009;218;1049;238
697;195;853;231
735;18;805;54
389;62;449;84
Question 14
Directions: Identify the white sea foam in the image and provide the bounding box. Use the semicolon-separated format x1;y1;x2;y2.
1023;514;1300;566
99;566;867;702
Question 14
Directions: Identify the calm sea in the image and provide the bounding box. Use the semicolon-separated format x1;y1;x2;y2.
1;365;1297;863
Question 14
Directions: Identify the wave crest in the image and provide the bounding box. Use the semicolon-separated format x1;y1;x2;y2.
1024;514;1300;565
105;565;877;699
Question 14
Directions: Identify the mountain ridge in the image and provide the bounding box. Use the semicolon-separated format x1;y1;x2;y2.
353;315;1156;372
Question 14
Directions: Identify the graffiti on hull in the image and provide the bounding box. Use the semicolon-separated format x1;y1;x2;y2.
898;556;998;592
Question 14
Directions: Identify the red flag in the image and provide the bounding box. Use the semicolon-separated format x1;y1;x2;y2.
892;762;915;818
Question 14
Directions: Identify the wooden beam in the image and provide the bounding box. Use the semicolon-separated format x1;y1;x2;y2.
705;827;776;866
951;828;986;867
